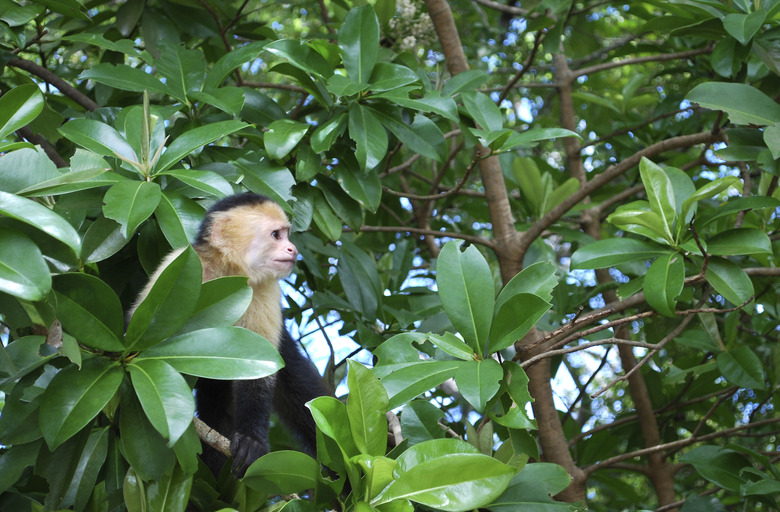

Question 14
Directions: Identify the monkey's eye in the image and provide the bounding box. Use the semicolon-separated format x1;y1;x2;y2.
272;230;280;240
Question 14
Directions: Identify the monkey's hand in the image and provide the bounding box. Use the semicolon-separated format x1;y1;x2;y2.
230;432;269;477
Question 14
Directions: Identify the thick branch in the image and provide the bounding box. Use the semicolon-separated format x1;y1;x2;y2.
193;417;231;456
9;56;98;112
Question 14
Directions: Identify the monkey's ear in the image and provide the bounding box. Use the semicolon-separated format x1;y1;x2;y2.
208;215;230;249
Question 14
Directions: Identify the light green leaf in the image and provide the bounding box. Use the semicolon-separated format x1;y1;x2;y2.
311;113;347;153
368;107;443;162
644;252;684;317
102;181;162;238
454;359;502;413
349;103;388;171
265;119;309;160
461;91;503;132
723;11;766;45
705;257;754;310
79;63;172;96
437;241;495;355
335;165;382;212
40;358;123;450
243;451;320;494
189;87;246;115
489;293;551;353
137;327;283;379
154;120;248;173
127;358;195;444
339;5;379;83
155;43;206;102
706;228;773;255
428;332;474;361
687;82;780;126
59;119;138;163
639;158;676;241
570;238;668;269
0;83;44;141
380;361;463;409
61;426;110;512
369;62;421;92
264;39;333;78
0;190;82;254
308;396;360;458
347;361;389;456
175;276;252;335
0;228;51;301
159;169;233;198
205;41;267;89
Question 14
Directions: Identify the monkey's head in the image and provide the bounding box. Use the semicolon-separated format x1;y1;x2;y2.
195;193;298;283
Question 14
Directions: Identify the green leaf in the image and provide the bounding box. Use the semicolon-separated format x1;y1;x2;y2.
264;39;333;78
570;238;668;269
400;400;446;444
119;385;176;481
436;241;495;355
311;113;347;153
369;62;421;92
154;120;248;172
127;358;195;444
706;228;773;255
639;158;676;241
607;201;670;244
488;463;572;511
496;262;558;307
489;293;551;353
716;346;765;390
145;464;192;512
79;63;172;96
347;361;389;456
0;190;82;254
205;41;266;89
461;91;504;132
0;228;51;301
155;43;206;103
0;83;44;140
308;395;360;458
441;70;490;95
125;246;202;350
176;276;252;334
428;332;474;361
454;359;502;412
53;273;125;352
335;165;382;212
680;176;741;231
59;119;138;163
189;87;246;115
380;361;463;409
705;257;754;310
138;326;283;379
154;190;204;249
349;103;388;171
17;167;115;197
687;82;780;126
723;11;766;45
368;107;443;162
62;426;110;512
0;147;60;194
63;33;140;57
103;181;162;239
497;128;581;153
243;451;320;494
40;357;123;450
644;252;684;317
680;446;748;492
374;452;514;511
339;5;379;83
265;119;309;160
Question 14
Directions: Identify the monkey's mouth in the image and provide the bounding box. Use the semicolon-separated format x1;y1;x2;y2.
275;259;296;264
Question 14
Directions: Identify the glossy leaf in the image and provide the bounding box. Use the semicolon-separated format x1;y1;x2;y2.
488;463;572;511
644;252;684;317
40;357;123;450
204;41;266;89
160;169;233;198
335;164;382;212
428;332;474;361
243;451;320;494
119;385;176;481
380;361;462;409
53;273;125;352
489;293;551;353
146;463;193;512
59;118;137;162
349;103;388;171
570;238;668;269
154;120;248;172
374;452;514;511
638;158;676;240
264;39;333;78
155;43;206;103
125;246;202;350
102;181;162;238
436;241;495;354
265;119;309;160
723;11;766;45
0;228;51;301
137;326;283;379
0;83;44;140
687;82;780;125
716;346;765;390
347;361;389;456
400;400;447;445
496;262;557;307
705;257;754;310
369;62;420;92
339;5;379;83
0;147;60;194
680;446;748;492
607;201;670;244
189;87;246;115
127;359;195;444
311;113;347;153
0;190;82;254
80;63;172;96
154;190;204;249
706;228;773;256
62;426;110;511
454;359;502;412
368;106;443;162
308;395;360;458
176;276;252;334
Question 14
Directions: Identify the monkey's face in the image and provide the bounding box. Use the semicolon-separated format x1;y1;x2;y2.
245;221;297;280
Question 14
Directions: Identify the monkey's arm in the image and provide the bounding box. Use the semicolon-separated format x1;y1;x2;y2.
273;329;332;454
231;377;275;476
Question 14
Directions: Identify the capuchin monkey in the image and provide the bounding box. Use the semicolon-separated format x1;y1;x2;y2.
130;193;331;477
